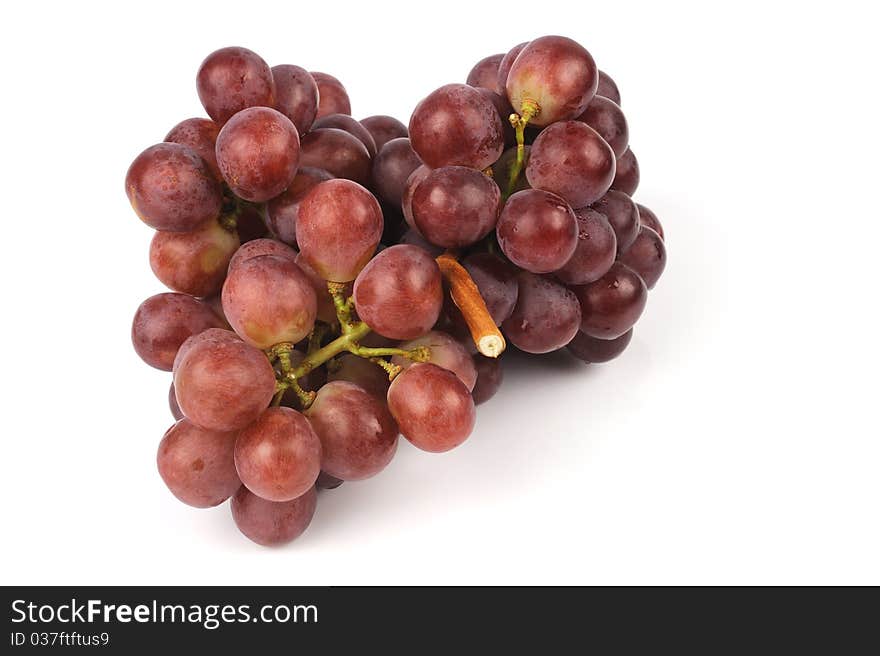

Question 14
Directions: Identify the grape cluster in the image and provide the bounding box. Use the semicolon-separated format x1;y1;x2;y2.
128;37;667;547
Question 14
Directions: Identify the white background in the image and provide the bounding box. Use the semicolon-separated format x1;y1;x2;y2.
1;1;878;585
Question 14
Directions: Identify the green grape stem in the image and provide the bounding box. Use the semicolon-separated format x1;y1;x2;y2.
307;323;330;354
505;98;540;198
327;282;355;333
266;283;433;408
271;383;287;407
370;357;402;380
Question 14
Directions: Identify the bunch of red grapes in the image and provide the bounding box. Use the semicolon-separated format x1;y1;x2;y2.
128;36;666;547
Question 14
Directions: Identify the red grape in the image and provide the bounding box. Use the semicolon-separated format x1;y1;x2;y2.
216;106;300;203
502;272;581;353
353;245;443;340
271;64;319;134
305;381;398;481
221;254;317;349
619;226;666;289
592;190;641;252
327;354;391;399
126;143;222;233
496;42;528;90
635;203;664;240
196;47;275;125
297;179;383;282
387;363;476;453
597;70;621;105
265;167;334;246
234;407;321;502
165;117;221;179
169;383;184;420
227;237;297;272
467;53;505;95
576;96;629;158
132;293;225;371
409;83;504;170
612;148;640;196
149;219;239;297
157;419;240;508
313;113;377;157
391;331;478;391
299;128;371;186
567;329;633;364
471;355;503;404
231;485;317;546
573;262;647;339
173;334;276;432
555;207;618;286
460;252;519;325
360;115;408;151
526;120;616;208
412;166;501;248
311;72;351;117
496;189;578;274
372;138;422;208
505;36;597;126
